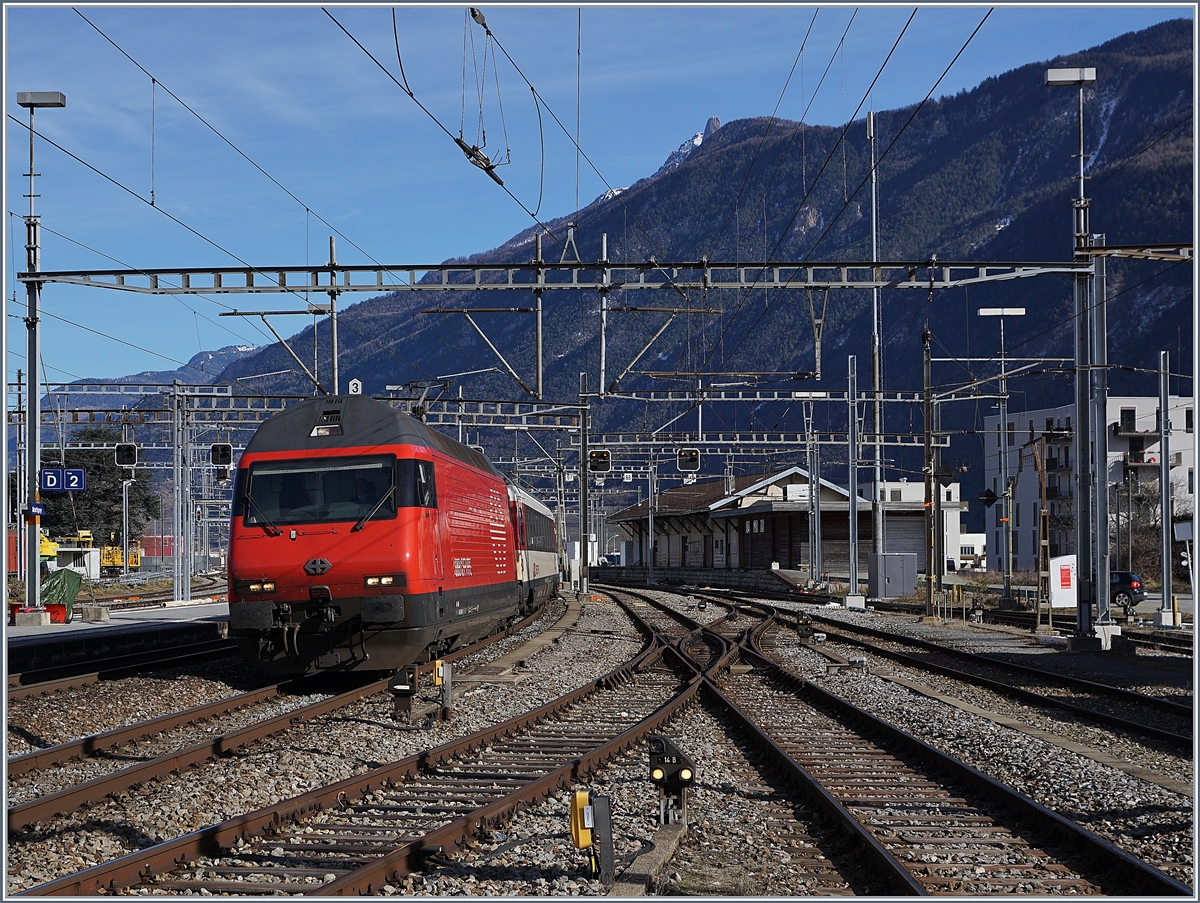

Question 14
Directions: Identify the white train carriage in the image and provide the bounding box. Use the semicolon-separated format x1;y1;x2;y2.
509;485;561;607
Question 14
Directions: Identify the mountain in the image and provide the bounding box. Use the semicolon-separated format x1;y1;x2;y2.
218;18;1191;417
61;20;1192;529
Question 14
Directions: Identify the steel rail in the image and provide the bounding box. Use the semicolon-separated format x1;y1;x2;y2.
8;676;388;831
803;608;1193;717
738;635;1193;897
725;594;1192;744
7;684;284;775
9;603;550;832
697;679;927;895
610;588;926;894
18;641;683;896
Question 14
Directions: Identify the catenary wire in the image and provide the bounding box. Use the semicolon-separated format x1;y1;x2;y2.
705;8;821;260
707;9;992;375
8;116;442;386
699;8;910;370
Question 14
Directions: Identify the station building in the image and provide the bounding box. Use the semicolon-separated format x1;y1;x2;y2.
607;467;964;586
982;395;1194;572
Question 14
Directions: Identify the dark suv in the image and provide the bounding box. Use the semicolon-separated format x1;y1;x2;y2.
1111;571;1147;613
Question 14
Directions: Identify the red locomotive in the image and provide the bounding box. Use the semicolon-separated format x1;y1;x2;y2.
228;394;559;676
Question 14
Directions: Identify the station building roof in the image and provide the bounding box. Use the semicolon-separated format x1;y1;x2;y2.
607;466;872;525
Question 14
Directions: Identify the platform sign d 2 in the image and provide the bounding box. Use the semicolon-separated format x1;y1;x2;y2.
40;468;87;492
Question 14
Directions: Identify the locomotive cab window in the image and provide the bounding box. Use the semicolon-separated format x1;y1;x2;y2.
241;455;398;526
239;455;442;526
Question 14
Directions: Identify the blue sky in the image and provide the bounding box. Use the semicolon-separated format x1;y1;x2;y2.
3;4;1190;385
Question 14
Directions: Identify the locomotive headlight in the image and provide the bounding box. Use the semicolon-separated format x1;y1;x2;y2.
243;581;276;594
262;581;276;592
249;582;263;593
364;574;405;588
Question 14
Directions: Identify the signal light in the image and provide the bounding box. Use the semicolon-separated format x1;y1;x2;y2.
588;449;611;472
210;443;233;466
648;734;696;790
115;443;137;467
677;447;700;472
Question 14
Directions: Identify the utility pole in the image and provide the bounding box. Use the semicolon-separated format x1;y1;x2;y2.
846;356;863;605
534;234;545;399
1046;66;1097;637
1156;351;1176;627
18;91;66;610
579;372;589;597
923;325;934;616
1093;236;1112;624
647;464;656;585
327;237;340;395
868;111;884;557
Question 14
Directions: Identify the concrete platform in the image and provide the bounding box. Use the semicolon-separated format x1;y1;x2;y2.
6;599;229;676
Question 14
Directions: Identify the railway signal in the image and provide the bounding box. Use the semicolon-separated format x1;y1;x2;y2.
648;734;696;825
677;447;700;472
588;449;611;472
115;443;137;467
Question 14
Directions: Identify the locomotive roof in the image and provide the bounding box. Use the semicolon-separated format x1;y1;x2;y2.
244;395;502;476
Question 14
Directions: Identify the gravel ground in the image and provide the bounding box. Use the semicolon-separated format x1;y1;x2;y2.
774;599;1193;703
769;629;1194;887
7;598;644;895
6;656;268;758
815;634;1192;788
375;703;885;896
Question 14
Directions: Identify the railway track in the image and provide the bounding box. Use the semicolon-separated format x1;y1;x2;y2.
721;636;1189;895
7;606;551;840
19;634;692;895
11;589;1192;896
614;588;1190;895
777;604;1194;744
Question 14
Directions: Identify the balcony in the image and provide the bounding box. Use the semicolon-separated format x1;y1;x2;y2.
1123;451;1162;468
1112;420;1156;439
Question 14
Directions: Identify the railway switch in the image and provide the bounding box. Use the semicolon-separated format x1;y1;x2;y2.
569;790;614;885
648;735;695;825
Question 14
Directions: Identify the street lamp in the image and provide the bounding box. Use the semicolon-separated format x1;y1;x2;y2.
17;91;66;611
979;307;1026;607
1046;65;1099;636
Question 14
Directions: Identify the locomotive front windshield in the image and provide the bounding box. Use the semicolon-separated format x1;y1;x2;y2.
239;455;437;527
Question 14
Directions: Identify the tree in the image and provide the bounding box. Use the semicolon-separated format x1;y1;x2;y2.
39;426;162;543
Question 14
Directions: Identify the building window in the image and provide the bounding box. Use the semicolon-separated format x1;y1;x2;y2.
961;545;975;556
993;531;999;560
1066;416;1071;431
996;425;1002;449
1190;468;1194;495
1007;422;1015;446
945;489;952;502
1120;408;1136;433
890;489;901;502
1015;503;1020;527
1046;417;1054;433
1029;423;1035;442
1187;408;1194;433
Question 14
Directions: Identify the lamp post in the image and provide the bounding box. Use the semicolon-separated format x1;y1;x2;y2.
979;307;1026;607
17;91;66;610
1046;66;1097;637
